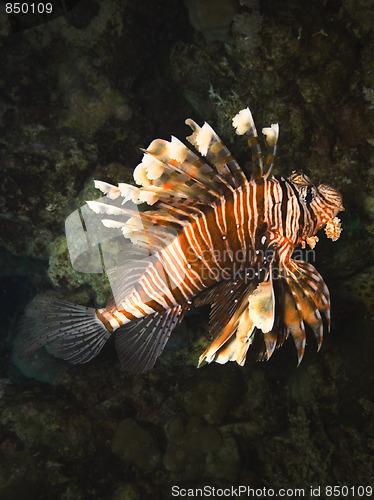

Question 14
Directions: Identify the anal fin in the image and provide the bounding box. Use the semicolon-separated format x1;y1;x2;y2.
203;306;256;367
115;305;186;373
199;278;277;367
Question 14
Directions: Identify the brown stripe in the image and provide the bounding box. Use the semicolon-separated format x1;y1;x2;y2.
254;179;265;247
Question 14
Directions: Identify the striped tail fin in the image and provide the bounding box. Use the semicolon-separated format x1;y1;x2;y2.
16;296;187;373
16;296;111;364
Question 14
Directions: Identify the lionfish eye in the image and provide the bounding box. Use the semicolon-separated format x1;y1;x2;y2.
299;185;316;204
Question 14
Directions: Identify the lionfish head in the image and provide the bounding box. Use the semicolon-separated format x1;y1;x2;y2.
288;171;344;242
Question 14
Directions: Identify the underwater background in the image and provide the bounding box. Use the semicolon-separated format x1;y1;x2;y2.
0;0;373;498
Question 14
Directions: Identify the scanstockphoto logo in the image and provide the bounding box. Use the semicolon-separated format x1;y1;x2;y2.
65;197;317;305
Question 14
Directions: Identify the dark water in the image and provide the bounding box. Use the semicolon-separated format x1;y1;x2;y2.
0;0;373;498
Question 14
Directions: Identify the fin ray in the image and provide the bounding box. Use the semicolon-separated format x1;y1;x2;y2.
185;119;247;188
115;306;185;373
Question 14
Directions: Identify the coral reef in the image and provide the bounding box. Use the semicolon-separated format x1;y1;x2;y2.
111;418;161;471
1;0;373;498
163;416;240;482
184;0;239;42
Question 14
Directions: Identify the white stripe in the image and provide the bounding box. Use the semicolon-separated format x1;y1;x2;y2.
131;290;156;315
125;297;146;318
146;265;179;305
112;310;128;323
166;240;195;297
159;247;190;299
213;196;226;236
184;220;216;277
221;195;227;235
139;270;171;309
233;189;244;251
194;208;228;273
170;237;203;293
212;202;234;263
248;181;257;251
238;185;247;262
286;183;299;241
273;181;283;235
102;311;123;329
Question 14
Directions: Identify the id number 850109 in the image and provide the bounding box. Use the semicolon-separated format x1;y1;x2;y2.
5;3;53;14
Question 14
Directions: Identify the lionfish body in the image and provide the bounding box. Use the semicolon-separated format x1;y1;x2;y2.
18;108;343;373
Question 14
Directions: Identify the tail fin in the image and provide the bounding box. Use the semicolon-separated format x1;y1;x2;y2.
16;296;111;364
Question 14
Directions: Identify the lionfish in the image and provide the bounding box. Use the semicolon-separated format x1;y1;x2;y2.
17;107;343;373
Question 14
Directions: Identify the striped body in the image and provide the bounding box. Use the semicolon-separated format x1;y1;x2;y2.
98;174;340;333
18;107;343;373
